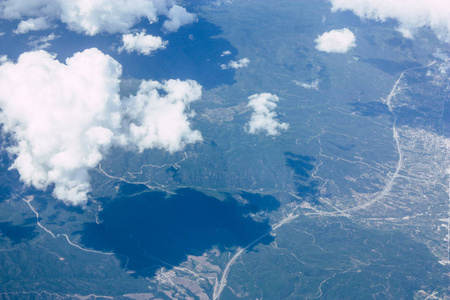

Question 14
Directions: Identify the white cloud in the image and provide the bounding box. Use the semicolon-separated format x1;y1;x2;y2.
28;33;59;50
162;5;197;33
0;48;202;205
315;28;356;53
0;0;58;20
14;17;51;34
0;55;9;65
118;31;167;55
331;0;450;42
0;0;195;36
215;0;234;4
125;79;203;153
221;50;231;56
294;79;320;90
220;57;250;70
434;50;450;74
0;48;123;204
245;93;289;136
57;0;167;35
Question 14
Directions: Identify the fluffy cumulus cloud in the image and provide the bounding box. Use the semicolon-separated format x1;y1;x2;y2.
220;57;250;70
315;28;356;53
0;48;202;205
0;49;123;204
245;93;289;136
331;0;450;42
118;31;167;55
162;5;197;33
126;80;203;153
0;0;195;36
14;17;51;34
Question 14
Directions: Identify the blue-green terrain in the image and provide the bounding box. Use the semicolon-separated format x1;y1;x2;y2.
0;0;449;299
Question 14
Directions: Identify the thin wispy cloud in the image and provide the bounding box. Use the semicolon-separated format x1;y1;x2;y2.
220;57;250;70
294;79;320;90
28;33;59;50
